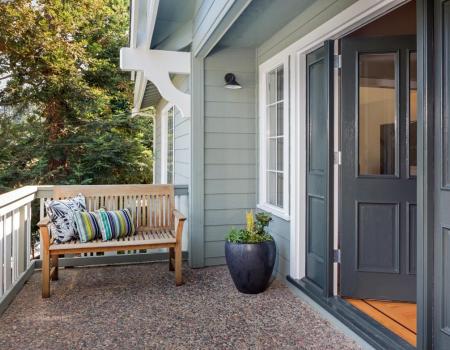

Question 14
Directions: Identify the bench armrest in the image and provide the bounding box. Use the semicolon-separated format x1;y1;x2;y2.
173;209;186;242
173;209;186;222
38;216;51;249
38;217;51;227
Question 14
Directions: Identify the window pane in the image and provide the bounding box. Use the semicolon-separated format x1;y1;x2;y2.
268;70;277;104
265;65;285;210
267;172;277;206
409;51;417;177
277;66;284;101
268;139;276;171
277;173;283;207
358;53;397;175
268;105;277;137
277;103;283;136
277;137;283;171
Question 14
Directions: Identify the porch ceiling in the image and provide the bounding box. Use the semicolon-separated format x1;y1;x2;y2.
219;0;316;48
151;0;197;49
0;263;360;349
141;80;161;109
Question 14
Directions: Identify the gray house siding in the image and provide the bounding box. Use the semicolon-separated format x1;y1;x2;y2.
173;106;190;185
190;0;360;272
203;47;257;266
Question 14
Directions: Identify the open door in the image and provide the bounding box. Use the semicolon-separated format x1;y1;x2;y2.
434;0;450;347
304;41;334;296
340;35;417;302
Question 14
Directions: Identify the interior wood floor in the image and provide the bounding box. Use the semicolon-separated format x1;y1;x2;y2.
346;298;417;347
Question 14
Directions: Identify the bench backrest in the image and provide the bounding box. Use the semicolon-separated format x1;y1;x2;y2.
52;185;174;229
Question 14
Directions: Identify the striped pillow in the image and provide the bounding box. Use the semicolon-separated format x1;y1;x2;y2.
73;211;101;243
95;209;135;241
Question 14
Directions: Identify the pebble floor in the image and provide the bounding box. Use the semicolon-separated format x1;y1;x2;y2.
0;263;361;349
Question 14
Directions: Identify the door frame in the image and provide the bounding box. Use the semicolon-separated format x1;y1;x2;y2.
269;0;434;348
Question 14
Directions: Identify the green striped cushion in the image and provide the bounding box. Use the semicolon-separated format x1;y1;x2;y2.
95;208;135;241
73;211;101;243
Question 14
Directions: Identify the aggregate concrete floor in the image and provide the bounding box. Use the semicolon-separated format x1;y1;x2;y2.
0;263;360;349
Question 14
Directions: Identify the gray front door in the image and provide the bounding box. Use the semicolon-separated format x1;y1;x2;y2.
340;36;417;301
305;42;334;296
434;0;450;347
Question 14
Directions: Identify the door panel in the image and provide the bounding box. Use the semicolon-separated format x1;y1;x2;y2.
434;0;450;347
340;36;417;301
305;42;334;296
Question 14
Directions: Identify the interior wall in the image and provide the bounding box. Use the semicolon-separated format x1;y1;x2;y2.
349;0;416;38
359;86;396;174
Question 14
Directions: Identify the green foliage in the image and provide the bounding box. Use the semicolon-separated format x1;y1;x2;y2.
0;0;153;191
226;211;273;244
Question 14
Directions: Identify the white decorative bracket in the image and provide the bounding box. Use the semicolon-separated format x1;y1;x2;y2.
120;47;191;118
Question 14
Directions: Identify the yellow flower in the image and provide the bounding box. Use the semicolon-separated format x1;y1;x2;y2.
246;210;254;233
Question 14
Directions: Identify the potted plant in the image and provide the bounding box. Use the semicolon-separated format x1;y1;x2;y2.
225;211;276;294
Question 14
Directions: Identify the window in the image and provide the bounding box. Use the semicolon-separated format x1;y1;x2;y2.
259;58;289;219
161;105;175;184
167;106;174;184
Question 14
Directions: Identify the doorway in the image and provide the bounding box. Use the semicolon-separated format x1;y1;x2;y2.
338;1;417;346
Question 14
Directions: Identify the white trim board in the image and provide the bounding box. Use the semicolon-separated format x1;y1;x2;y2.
160;103;174;184
258;57;290;220
257;0;408;281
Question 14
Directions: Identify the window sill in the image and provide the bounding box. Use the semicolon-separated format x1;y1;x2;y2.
257;203;290;221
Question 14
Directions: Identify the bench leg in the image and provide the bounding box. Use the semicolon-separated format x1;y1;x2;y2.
51;254;59;281
42;248;50;298
169;248;175;271
175;244;183;286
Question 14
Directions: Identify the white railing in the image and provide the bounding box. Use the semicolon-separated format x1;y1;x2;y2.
0;186;36;299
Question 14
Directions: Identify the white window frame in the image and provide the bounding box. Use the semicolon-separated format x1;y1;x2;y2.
161;103;175;184
258;56;290;220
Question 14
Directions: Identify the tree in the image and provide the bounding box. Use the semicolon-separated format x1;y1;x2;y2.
0;0;153;191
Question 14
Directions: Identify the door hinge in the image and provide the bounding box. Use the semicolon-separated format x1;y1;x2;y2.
334;54;342;69
333;249;341;264
334;151;342;165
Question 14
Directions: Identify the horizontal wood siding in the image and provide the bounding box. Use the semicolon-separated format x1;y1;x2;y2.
268;216;290;277
174;107;190;185
203;47;257;266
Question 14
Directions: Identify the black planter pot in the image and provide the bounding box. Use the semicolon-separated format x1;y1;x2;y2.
225;240;276;294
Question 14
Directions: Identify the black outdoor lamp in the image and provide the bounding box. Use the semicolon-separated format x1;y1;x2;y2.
224;73;242;89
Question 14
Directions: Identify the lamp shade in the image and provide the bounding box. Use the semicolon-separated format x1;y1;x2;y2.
224;73;242;89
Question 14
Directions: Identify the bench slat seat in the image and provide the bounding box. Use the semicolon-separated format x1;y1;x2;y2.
49;230;177;253
38;185;186;298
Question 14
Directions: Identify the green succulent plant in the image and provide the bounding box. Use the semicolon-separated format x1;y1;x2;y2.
226;211;273;244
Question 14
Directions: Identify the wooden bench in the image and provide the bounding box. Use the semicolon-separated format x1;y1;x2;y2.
38;184;186;298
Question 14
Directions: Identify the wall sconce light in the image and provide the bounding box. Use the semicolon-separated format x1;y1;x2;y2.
224;73;242;89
